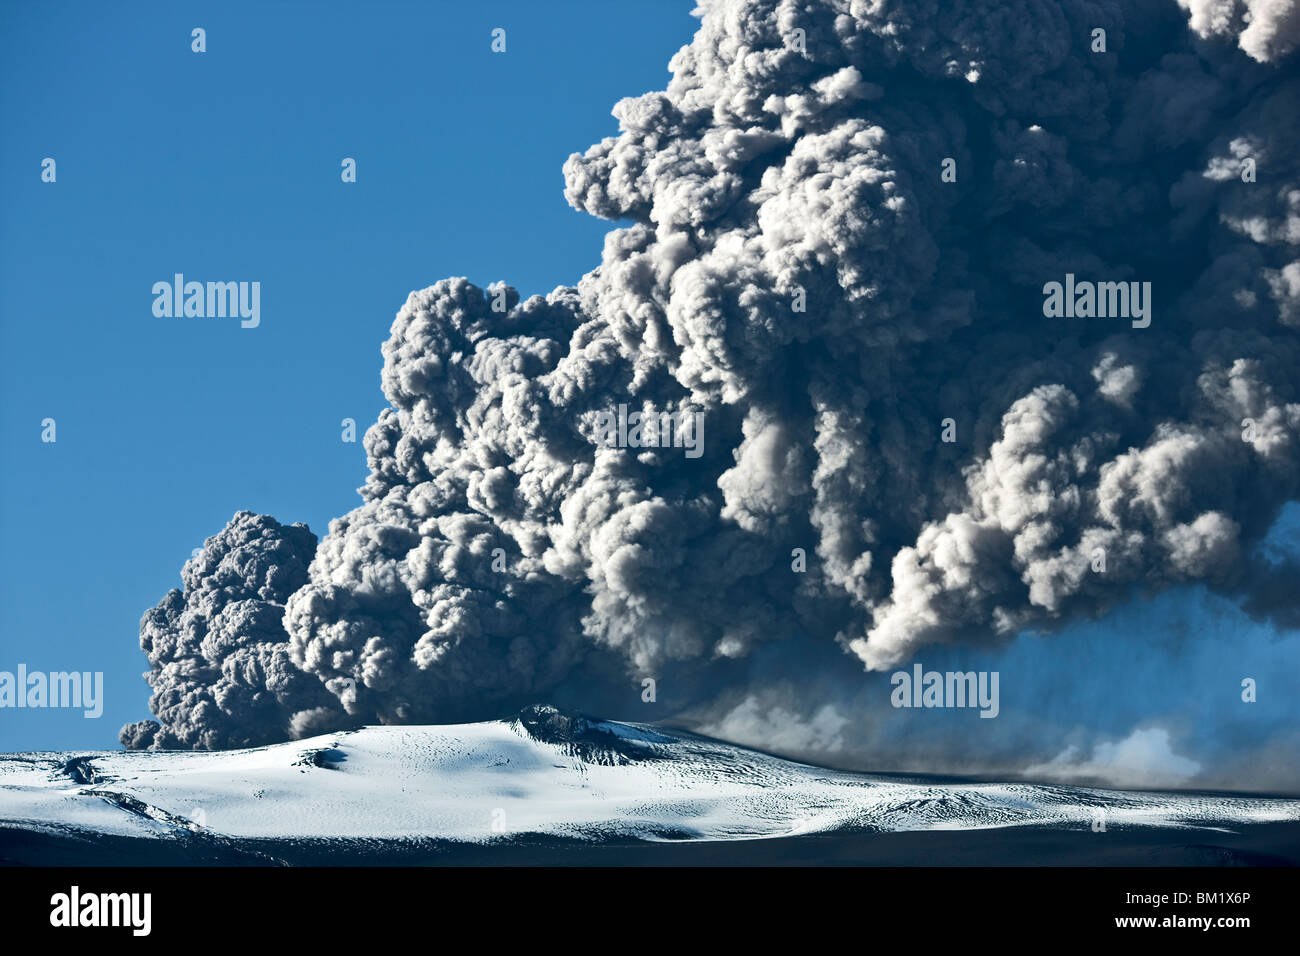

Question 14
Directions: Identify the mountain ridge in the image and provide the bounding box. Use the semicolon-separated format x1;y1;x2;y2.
3;705;1298;866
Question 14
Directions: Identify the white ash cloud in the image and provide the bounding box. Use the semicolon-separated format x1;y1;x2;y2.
1024;726;1203;789
696;695;850;755
1177;0;1300;62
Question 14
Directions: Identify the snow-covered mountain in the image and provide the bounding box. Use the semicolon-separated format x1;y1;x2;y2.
3;706;1297;864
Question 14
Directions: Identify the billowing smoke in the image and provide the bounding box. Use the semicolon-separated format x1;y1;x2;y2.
121;512;346;750
1178;0;1300;62
126;0;1299;782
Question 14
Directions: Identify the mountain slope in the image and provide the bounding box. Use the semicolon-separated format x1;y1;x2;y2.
2;706;1297;859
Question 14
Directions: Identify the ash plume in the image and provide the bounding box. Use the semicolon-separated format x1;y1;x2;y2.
1178;0;1300;62
127;0;1298;780
122;512;345;750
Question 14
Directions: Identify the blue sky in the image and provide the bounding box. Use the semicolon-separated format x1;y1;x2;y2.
0;0;697;750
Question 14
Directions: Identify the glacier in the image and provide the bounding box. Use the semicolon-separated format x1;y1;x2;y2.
2;706;1297;865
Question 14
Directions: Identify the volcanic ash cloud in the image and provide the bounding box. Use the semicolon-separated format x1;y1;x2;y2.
122;512;345;750
126;0;1299;748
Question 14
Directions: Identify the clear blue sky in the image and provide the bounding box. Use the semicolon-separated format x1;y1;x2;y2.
0;0;697;750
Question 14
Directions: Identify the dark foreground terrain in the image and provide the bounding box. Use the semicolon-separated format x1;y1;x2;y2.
3;820;1297;867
